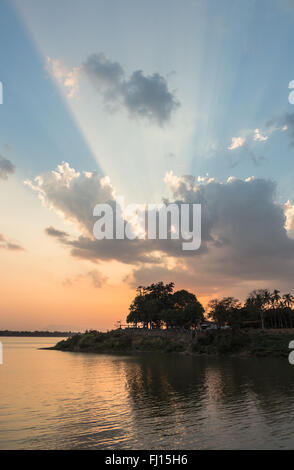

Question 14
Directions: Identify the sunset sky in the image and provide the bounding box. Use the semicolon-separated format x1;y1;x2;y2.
1;0;294;330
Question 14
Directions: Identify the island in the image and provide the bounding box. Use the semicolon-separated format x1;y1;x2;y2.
50;327;293;357
48;282;294;357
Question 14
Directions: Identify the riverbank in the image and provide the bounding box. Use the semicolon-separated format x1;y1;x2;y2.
47;328;294;357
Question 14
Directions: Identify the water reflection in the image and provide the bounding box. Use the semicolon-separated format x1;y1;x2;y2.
1;338;294;449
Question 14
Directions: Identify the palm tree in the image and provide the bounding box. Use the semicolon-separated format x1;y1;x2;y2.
282;293;294;328
246;289;271;329
282;293;294;308
270;289;281;328
271;289;281;308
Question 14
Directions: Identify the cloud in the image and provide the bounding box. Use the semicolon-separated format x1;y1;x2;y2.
46;57;79;98
29;162;294;298
226;127;269;167
227;125;271;159
83;53;124;96
253;128;268;142
127;180;294;296
25;162;116;236
47;53;180;125
87;270;107;288
45;226;69;239
228;136;246;150
274;113;294;145
284;200;294;238
63;269;107;289
0;155;15;180
31;163;162;264
83;53;180;125
121;70;179;125
0;233;25;251
133;171;294;294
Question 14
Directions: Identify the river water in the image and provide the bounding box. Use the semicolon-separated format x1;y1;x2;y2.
0;336;294;449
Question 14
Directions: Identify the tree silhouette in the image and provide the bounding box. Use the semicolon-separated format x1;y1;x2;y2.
126;282;204;329
208;297;241;329
127;283;294;331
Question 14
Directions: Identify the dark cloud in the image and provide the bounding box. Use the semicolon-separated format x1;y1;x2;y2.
48;232;165;265
83;53;124;95
45;226;69;238
126;174;294;293
82;53;180;125
0;155;15;180
29;162;294;297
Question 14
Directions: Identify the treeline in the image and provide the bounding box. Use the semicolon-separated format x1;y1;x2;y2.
0;330;73;337
126;283;294;330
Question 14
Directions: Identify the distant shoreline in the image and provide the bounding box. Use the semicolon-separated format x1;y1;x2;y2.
0;330;75;337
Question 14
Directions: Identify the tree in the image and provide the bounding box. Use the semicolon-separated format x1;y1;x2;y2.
282;293;294;328
245;289;271;329
271;289;281;308
126;282;174;328
282;293;294;309
208;297;241;329
183;302;205;329
126;282;204;330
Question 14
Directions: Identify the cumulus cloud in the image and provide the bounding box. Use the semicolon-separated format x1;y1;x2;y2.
226;124;273;159
127;173;294;296
0;233;25;251
28;162;294;297
25;162;116;236
228;136;246;150
47;53;180;125
28;162;163;265
0;155;15;180
284;200;294;238
165;171;291;257
83;53;180;125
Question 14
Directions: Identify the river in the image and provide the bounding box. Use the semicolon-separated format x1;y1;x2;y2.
0;336;294;449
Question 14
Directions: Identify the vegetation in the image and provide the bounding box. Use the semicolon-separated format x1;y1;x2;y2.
53;329;190;354
52;328;294;358
207;289;294;330
191;330;293;357
126;282;204;329
50;283;294;358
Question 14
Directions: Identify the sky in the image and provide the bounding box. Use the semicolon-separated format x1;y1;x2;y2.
1;0;294;330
